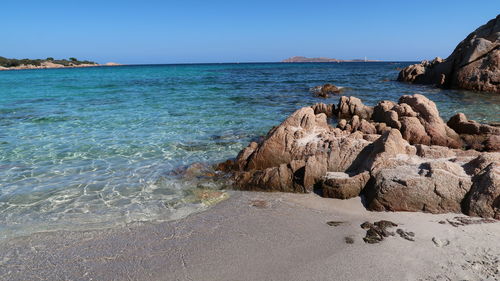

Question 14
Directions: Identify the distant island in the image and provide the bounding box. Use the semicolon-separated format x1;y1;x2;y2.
282;56;380;63
0;56;120;70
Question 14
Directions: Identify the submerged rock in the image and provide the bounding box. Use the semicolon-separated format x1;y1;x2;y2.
397;15;500;93
311;83;342;98
219;94;500;219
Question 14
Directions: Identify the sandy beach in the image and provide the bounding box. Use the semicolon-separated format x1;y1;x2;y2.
1;191;498;281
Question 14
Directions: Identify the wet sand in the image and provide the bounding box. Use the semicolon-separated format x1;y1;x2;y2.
0;191;498;281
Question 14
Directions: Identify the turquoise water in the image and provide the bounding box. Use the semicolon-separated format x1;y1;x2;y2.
1;63;499;239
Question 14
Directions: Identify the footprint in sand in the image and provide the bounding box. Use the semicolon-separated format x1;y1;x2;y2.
432;237;450;247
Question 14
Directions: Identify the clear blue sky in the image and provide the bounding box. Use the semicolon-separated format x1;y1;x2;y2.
2;0;499;64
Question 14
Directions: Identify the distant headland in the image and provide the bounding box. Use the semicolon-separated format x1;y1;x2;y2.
282;56;380;63
0;56;121;70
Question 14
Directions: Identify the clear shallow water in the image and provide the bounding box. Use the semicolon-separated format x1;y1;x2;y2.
1;63;499;239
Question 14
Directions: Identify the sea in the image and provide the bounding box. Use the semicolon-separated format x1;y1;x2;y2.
1;62;499;239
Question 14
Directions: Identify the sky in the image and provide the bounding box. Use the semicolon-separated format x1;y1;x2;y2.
2;0;499;64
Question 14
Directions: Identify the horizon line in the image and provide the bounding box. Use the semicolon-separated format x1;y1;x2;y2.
101;60;420;65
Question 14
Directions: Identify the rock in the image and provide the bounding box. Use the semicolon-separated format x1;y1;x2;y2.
463;153;500;175
392;103;418;118
367;158;472;213
344;236;355;244
173;162;210;178
445;216;497;226
374;220;398;229
465;160;500;219
233;106;371;192
361;220;398;244
338;115;377;134
326;221;345;227
397;15;500;93
238;107;330;171
311;83;342;98
354;95;473;150
447;113;500;151
216;159;236;172
233;164;296;192
485;135;500;151
337;96;373;120
399;116;431;145
372;100;401;129
320;171;370;199
396;229;415;241
311;103;335;117
367;129;417;173
399;94;462;148
221;94;500;219
415;144;457;158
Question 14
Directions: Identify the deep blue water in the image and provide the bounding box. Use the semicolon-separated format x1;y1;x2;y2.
1;62;499;238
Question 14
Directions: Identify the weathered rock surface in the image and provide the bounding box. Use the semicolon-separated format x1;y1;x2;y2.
367;157;472;213
221;94;500;219
320;171;370;199
397;15;500;93
465;154;500;219
337;96;373;120
311;103;335;118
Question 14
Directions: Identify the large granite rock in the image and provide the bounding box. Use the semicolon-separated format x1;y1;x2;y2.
398;15;500;93
367;156;472;213
220;94;500;219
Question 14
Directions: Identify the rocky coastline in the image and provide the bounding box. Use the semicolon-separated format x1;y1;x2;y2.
398;15;500;93
218;94;499;219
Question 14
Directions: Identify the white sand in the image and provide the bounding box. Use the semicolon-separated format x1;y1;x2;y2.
0;191;498;281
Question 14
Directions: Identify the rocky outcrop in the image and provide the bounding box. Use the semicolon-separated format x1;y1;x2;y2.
397;15;500;93
221;94;500;219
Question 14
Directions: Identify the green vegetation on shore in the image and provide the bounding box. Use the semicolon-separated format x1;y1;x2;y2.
0;56;97;67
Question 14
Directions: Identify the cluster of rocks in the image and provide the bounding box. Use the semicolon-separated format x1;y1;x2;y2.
360;220;414;244
218;94;500;219
310;83;343;98
397;15;500;93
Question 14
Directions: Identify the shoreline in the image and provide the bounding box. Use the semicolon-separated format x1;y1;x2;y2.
1;191;498;281
0;62;122;71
